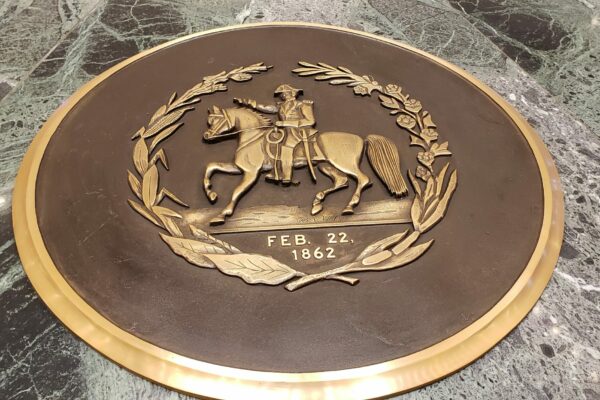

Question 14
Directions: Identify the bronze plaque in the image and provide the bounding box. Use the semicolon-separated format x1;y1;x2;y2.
13;23;563;399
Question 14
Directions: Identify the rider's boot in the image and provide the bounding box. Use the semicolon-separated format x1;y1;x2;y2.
265;173;279;183
280;146;298;186
265;161;281;184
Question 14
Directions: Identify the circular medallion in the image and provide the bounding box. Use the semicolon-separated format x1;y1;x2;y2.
13;23;563;399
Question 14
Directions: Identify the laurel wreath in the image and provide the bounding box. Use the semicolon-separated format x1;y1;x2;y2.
127;62;457;292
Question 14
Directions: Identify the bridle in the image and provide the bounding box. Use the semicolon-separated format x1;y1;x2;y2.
206;110;232;137
207;108;273;140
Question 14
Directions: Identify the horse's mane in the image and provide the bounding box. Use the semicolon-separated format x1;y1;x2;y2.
237;107;273;127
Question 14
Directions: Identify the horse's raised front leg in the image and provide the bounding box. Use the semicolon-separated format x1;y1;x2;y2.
311;164;349;215
204;162;241;203
210;168;260;226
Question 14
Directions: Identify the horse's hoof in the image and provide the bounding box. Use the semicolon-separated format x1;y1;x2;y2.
342;207;354;215
209;216;226;226
207;191;218;203
311;203;323;215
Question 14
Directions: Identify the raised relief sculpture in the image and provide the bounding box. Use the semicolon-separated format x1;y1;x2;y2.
202;83;408;225
126;62;457;291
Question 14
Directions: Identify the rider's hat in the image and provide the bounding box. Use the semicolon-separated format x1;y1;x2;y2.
274;84;302;96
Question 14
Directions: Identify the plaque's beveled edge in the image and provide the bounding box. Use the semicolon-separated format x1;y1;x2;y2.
12;22;564;399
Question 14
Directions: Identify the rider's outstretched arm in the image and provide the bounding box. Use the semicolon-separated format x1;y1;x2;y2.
255;103;278;114
233;98;278;114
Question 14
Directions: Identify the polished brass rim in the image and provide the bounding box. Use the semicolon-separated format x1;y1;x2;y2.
12;22;564;399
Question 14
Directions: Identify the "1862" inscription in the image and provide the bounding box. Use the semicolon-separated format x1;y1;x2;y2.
267;232;353;261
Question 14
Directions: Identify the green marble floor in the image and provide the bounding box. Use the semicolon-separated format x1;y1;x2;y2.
0;1;599;399
449;0;600;136
1;0;598;132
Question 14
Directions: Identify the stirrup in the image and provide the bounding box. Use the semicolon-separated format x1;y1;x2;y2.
281;179;300;186
265;173;279;184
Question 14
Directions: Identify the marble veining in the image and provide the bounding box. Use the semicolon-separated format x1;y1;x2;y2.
0;0;102;101
449;0;600;137
0;0;599;399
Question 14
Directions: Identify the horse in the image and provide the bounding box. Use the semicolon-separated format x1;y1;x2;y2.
202;105;408;225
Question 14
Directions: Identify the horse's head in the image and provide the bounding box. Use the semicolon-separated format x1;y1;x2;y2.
203;105;234;141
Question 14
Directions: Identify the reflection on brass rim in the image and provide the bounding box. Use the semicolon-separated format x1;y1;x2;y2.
12;22;564;399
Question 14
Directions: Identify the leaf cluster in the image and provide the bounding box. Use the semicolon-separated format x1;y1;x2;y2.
293;61;382;96
162;225;303;285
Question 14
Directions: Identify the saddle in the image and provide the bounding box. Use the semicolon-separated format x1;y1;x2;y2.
265;128;324;162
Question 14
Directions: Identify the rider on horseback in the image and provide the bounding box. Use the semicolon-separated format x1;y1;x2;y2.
234;84;317;185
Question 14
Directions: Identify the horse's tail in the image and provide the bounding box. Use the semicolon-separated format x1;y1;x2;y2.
365;135;408;197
